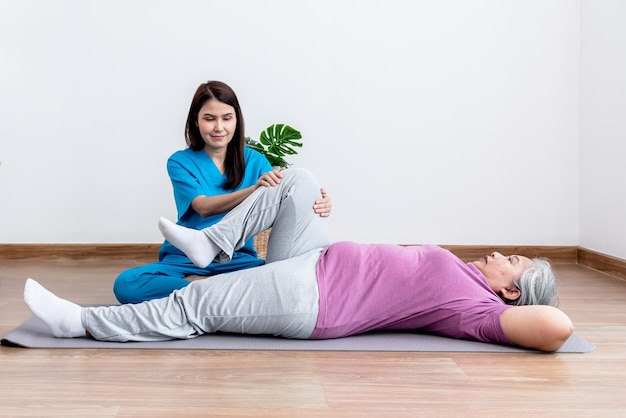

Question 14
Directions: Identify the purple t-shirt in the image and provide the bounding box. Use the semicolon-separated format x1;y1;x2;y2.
310;242;513;345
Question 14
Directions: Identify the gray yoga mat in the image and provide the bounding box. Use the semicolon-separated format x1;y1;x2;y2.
1;316;595;353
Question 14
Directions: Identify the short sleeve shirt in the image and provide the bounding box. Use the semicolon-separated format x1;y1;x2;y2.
311;242;513;345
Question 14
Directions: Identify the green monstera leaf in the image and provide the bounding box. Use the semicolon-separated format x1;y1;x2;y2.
245;124;303;168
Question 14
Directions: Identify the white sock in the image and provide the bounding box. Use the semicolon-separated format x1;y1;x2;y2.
158;217;221;268
23;278;86;338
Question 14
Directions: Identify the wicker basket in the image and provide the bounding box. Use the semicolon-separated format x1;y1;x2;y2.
254;228;271;259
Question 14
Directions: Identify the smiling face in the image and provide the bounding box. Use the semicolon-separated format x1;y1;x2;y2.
472;252;533;302
196;98;237;153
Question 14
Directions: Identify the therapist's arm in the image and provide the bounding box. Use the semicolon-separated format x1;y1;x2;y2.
191;170;283;217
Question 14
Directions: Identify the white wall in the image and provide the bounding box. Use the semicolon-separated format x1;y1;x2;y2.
0;0;581;247
580;0;626;260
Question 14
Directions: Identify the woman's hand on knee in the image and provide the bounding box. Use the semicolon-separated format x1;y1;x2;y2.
314;187;333;218
256;170;283;187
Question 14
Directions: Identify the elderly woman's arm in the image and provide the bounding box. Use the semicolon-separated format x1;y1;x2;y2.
500;305;574;352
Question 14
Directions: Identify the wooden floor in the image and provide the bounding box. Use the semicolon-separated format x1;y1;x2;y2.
1;259;625;417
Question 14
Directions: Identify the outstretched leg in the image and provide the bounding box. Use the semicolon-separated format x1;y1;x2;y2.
160;168;331;268
23;248;321;342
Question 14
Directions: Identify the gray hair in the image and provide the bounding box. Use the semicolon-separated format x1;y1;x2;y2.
508;258;559;307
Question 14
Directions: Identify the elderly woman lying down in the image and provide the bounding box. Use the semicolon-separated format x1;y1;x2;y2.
24;168;574;352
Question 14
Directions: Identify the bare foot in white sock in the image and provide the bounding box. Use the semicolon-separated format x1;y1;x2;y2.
158;217;220;268
23;278;86;338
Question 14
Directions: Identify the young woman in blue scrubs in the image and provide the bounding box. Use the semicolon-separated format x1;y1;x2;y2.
112;81;332;304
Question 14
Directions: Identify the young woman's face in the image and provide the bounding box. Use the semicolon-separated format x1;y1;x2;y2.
196;98;237;152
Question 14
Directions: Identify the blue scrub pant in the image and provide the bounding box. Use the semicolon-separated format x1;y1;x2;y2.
113;252;264;304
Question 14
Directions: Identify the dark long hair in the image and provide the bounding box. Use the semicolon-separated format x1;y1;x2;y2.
184;81;246;190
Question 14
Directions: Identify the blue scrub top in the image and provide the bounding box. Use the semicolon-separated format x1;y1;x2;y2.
160;146;271;259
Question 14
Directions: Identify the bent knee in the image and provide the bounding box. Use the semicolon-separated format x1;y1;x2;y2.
113;268;190;304
112;271;138;304
283;167;315;183
112;268;158;304
282;167;320;194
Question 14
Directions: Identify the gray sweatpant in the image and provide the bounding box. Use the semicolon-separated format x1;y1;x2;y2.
82;168;332;342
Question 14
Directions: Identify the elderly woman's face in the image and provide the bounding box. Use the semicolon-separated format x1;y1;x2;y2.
472;252;533;301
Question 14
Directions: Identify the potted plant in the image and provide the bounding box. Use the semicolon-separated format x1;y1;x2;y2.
245;123;303;168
